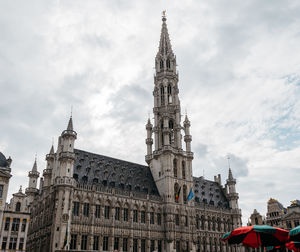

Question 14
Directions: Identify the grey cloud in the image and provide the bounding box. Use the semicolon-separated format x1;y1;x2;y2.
227;153;249;178
108;81;152;124
194;143;208;157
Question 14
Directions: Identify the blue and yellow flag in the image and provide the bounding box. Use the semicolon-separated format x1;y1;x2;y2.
187;188;194;201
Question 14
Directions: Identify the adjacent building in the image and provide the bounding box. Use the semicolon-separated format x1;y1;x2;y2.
22;14;244;252
0;153;31;252
249;198;300;230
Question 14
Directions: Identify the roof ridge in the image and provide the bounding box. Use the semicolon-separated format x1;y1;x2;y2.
74;149;148;168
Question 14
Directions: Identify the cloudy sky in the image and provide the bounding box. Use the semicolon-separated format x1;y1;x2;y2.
1;0;300;224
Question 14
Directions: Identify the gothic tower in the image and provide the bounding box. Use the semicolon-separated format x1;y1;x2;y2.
146;12;194;205
51;117;77;250
146;13;196;251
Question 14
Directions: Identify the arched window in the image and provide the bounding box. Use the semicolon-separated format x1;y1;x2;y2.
160;60;163;70
203;237;207;252
167;84;172;103
182;161;186;179
166;59;170;69
183;185;187;204
160;85;165;105
207;216;211;230
173;159;177;178
169;120;174;144
196;215;200;229
212;217;216;231
16;202;21;212
168;120;174;129
201;215;205;230
161;121;164;146
217;218;221;231
174;183;180;203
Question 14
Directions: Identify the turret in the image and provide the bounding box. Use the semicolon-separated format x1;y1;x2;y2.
28;158;40;189
183;115;192;153
51;116;77;250
225;167;242;227
25;158;40;204
226;168;238;209
145;118;153;163
43;145;55;188
55;116;77;180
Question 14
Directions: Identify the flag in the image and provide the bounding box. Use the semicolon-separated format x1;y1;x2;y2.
187;188;194;201
175;186;181;201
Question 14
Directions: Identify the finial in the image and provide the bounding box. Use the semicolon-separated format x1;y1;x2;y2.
162;10;166;21
32;156;38;172
19;185;22;193
67;115;73;131
71;105;73;118
185;108;187;116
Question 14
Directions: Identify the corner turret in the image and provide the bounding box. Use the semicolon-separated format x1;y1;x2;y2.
55;116;77;180
43;144;55;188
25;157;40;204
225;166;242;227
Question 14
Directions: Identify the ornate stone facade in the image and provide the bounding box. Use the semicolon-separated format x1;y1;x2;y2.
249;199;300;231
0;153;32;252
26;15;243;252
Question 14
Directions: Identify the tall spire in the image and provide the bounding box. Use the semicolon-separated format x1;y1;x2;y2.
155;11;177;75
49;144;54;155
157;11;174;57
67;116;73;131
228;168;234;180
32;157;37;172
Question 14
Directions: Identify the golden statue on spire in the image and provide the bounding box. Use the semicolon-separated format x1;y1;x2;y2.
162;10;166;17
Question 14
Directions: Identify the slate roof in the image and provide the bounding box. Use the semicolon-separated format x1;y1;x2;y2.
193;176;230;209
73;149;230;208
73;149;160;196
0;152;8;168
